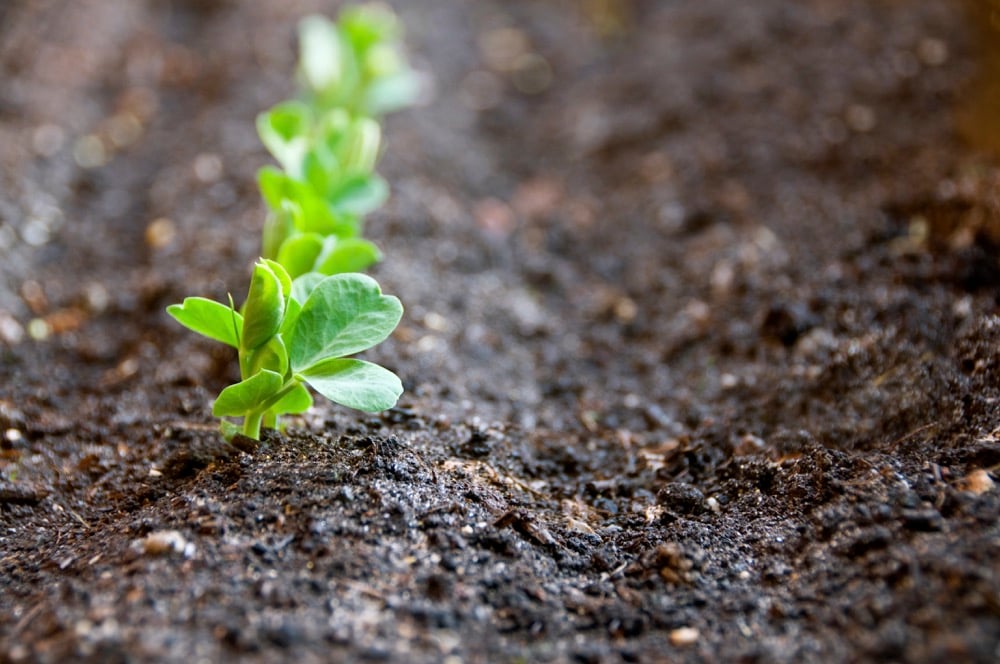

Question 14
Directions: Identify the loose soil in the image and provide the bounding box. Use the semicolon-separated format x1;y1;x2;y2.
1;1;999;662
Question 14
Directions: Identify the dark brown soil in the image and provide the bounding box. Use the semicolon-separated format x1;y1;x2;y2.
2;1;999;662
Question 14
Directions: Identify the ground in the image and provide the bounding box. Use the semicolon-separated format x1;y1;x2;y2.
1;0;999;662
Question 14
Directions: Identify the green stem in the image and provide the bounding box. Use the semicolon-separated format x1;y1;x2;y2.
243;410;264;440
259;380;300;413
242;380;300;440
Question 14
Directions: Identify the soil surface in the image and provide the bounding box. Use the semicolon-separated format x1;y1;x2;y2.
2;1;999;662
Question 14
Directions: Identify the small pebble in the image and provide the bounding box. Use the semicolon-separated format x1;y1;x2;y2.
145;218;176;249
73;134;107;169
917;37;948;66
27;319;50;341
960;469;994;495
134;530;194;557
669;627;700;647
0;313;24;345
845;104;876;133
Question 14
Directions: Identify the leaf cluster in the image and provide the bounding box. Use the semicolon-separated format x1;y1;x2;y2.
168;5;417;440
257;8;418;278
169;262;402;441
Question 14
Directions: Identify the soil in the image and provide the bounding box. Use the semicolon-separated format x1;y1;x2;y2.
1;1;999;662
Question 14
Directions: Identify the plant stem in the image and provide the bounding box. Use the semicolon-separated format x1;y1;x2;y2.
243;410;264;440
242;380;300;440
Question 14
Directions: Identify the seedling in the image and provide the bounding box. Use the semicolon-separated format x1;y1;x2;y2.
168;5;414;440
255;7;418;280
168;260;403;440
297;7;420;117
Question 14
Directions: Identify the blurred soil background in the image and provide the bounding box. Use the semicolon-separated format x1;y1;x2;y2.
1;0;999;662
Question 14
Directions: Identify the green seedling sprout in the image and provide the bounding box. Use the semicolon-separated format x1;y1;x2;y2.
169;261;403;440
168;4;416;440
256;7;418;280
298;6;420;117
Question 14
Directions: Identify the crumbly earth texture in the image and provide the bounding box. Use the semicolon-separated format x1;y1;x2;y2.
1;1;999;662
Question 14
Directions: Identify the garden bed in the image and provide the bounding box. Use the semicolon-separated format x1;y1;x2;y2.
1;0;998;661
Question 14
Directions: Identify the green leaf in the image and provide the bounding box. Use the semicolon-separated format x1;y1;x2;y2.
328;173;388;216
257;101;312;176
340;118;381;174
288;187;358;238
262;258;292;304
291;272;326;305
247;334;289;376
261;208;293;260
212;369;284;417
280;296;302;337
364;71;420;116
298;358;402;412
242;260;285;350
276;233;324;279
299;15;343;95
167;297;243;348
315;238;382;274
288;273;403;371
258;166;300;211
268;382;313;416
316;108;352;143
340;4;400;53
302;144;339;197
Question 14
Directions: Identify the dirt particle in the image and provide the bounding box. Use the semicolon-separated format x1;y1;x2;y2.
145;217;176;249
0;312;24;345
959;469;995;495
73;134;108;168
901;509;943;532
474;197;516;236
106;112;142;149
193;152;223;183
511;53;553;94
656;482;706;515
32;123;66;156
132;530;194;557
845;104;877;133
917;38;948;66
26;318;50;341
669;627;700;647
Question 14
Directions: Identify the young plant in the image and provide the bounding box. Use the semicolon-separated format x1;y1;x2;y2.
255;6;418;281
297;7;420;117
168;4;415;440
168;260;403;440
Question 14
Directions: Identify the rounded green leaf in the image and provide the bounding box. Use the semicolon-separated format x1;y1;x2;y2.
303;145;339;197
268;383;313;417
212;369;284;417
167;297;243;348
257;102;312;176
247;334;289;376
242;261;285;350
262;259;292;303
277;233;325;279
299;16;343;94
259;166;292;212
290;272;326;305
315;238;382;275
261;208;293;260
288;273;403;371
298;358;402;412
364;71;420;116
328;174;388;216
